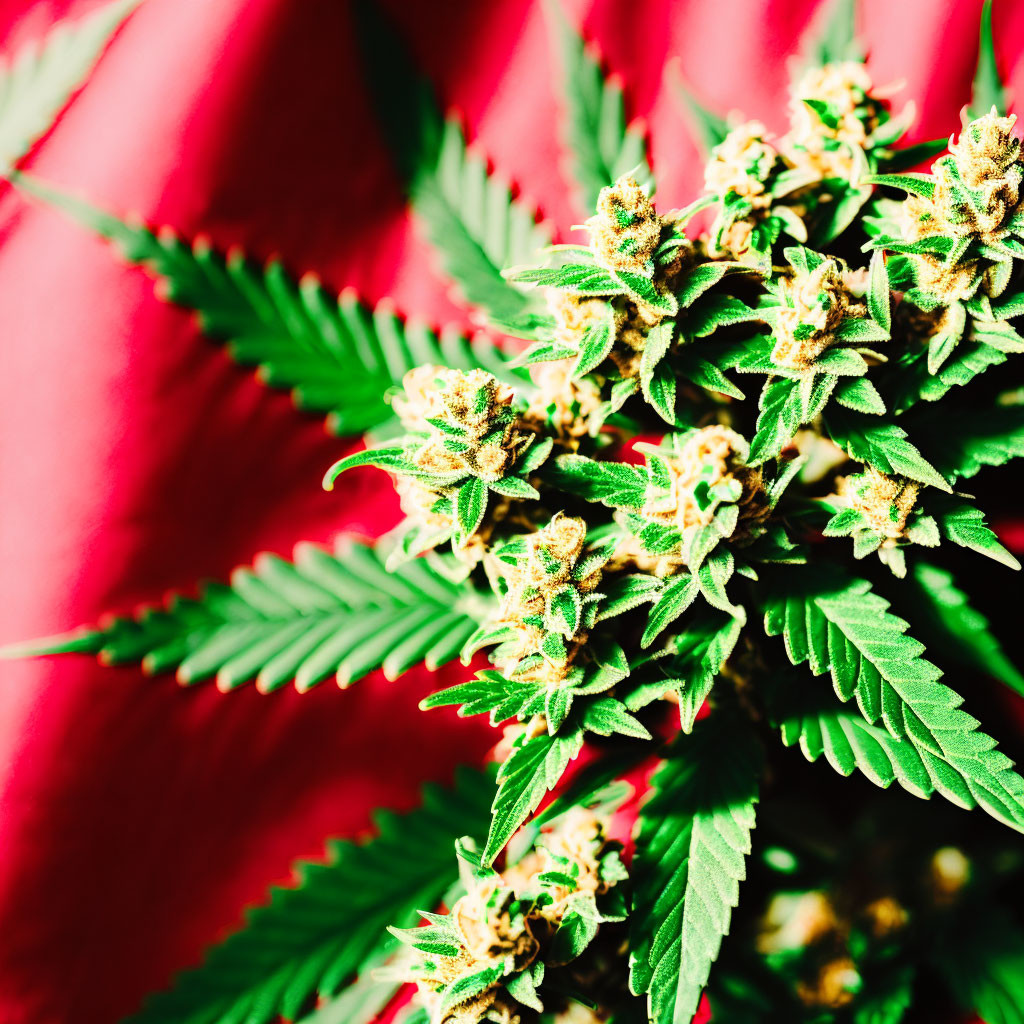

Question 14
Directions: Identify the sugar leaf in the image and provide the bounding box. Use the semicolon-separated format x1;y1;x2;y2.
482;729;584;865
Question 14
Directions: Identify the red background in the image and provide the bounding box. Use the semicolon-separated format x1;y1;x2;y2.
1;1;1022;1021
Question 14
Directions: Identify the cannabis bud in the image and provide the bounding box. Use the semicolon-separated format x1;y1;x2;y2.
389;816;627;1024
586;176;661;274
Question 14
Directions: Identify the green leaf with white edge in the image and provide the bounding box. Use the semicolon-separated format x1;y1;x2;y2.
122;766;494;1024
892;341;1007;413
541;454;647;508
483;729;584;865
676;262;743;309
581;697;652;740
927;301;967;374
487;475;540;500
968;0;1008;121
930;495;1021;570
749;377;802;466
905;562;1024;697
763;565;1024;832
685;293;763;339
323;447;421;489
640;321;676;424
509;262;622;296
867;249;891;333
641;574;699;648
671;611;744;732
833;317;891;343
773;684;935;802
615;270;678;315
12;176;524;437
825;408;952;491
927;404;1024;482
421;670;544;725
0;0;140;173
597;573;663;621
455;476;488;543
547;0;651;215
573;310;617;377
676;350;746;400
629;714;760;1024
861;173;936;200
834;377;886;415
1;539;489;692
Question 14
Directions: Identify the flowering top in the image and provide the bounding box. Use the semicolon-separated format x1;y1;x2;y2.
866;111;1024;375
823;467;940;577
325;367;553;562
505;175;759;427
388;818;627;1024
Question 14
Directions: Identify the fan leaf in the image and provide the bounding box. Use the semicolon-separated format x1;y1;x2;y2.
548;0;651;215
0;0;140;173
763;566;1024;832
11;175;523;435
629;714;760;1024
123;767;495;1024
4;539;489;693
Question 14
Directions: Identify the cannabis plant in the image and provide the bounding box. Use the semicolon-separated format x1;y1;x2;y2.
3;0;1024;1022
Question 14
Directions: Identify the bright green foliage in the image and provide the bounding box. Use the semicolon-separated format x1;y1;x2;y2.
763;567;1024;832
12;175;521;436
629;716;760;1024
389;825;628;1021
325;370;553;558
404;117;553;328
5;540;489;692
775;687;947;803
7;4;1024;1022
547;0;651;215
353;2;550;331
0;0;139;172
906;562;1024;696
123;767;495;1024
824;409;950;491
483;728;584;866
672;74;729;157
968;0;1007;121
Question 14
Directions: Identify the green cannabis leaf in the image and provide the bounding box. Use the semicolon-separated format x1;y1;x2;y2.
548;0;651;215
354;2;550;331
904;562;1024;697
3;539;490;692
10;174;523;436
968;0;1007;121
0;0;140;173
763;566;1024;832
629;715;760;1024
123;767;494;1024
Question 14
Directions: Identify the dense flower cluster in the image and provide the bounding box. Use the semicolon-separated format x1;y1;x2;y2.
390;814;627;1024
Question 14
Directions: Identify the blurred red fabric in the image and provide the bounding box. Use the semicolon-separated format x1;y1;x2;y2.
1;1;1022;1021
